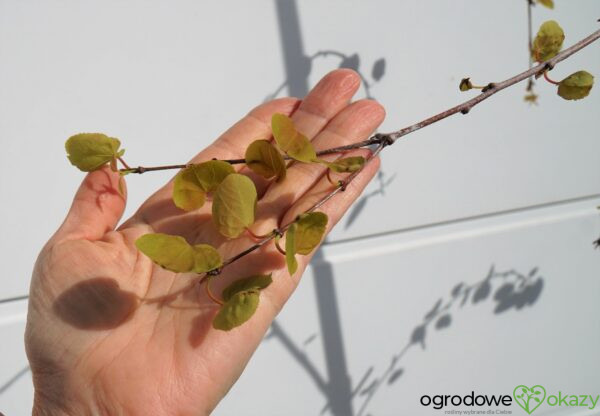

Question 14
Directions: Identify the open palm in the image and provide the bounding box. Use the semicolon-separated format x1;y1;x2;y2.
25;69;385;415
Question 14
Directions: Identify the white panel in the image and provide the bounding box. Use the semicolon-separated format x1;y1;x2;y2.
216;198;600;415
1;1;599;299
0;300;33;415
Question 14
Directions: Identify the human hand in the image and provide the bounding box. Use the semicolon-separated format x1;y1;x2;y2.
25;69;385;415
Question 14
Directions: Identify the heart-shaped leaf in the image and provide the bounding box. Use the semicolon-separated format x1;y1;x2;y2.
245;139;286;181
212;290;260;331
317;156;365;173
135;233;222;273
532;20;564;62
293;212;328;255
222;274;273;302
271;113;317;163
212;173;257;238
173;161;234;211
65;133;124;172
557;70;594;100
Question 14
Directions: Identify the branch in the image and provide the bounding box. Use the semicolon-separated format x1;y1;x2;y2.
384;27;600;141
141;26;600;288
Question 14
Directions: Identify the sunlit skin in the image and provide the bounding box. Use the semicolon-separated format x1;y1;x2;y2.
25;69;385;416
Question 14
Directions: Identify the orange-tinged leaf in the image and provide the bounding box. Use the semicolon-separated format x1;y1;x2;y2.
271;113;317;163
245;140;286;181
212;174;257;238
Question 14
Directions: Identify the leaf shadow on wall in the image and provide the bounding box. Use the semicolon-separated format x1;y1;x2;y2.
265;265;544;416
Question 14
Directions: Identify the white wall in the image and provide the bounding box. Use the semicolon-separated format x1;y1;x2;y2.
1;1;599;415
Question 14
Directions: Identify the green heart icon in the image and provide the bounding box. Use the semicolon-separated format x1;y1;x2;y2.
513;385;546;414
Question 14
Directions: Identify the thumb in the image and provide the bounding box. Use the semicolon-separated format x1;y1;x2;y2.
54;166;127;242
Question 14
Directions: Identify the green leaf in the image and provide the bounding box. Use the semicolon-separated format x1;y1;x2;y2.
536;0;554;9
212;290;260;331
65;133;123;172
293;212;328;255
135;233;222;273
532;20;564;62
245;139;286;181
173;161;235;211
317;156;365;173
212;174;257;238
222;274;273;302
459;78;473;91
285;223;298;275
557;70;594;100
271;113;317;163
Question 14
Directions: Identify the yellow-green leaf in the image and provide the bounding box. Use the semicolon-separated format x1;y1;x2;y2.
65;133;123;172
212;174;257;238
557;70;594;100
173;168;206;211
293;212;328;255
271;113;317;163
285;223;298;275
459;78;473;91
536;0;554;9
135;233;222;273
245;140;286;181
222;274;273;302
173;161;234;211
532;20;564;62
317;156;365;173
212;290;260;331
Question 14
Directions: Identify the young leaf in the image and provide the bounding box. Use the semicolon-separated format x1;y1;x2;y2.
557;70;594;100
135;233;222;273
173;167;207;211
459;78;473;91
293;212;328;255
536;0;554;9
245;139;286;181
285;223;298;275
212;290;260;331
271;113;317;163
317;156;365;173
65;133;123;172
212;174;257;238
222;274;273;302
532;20;564;62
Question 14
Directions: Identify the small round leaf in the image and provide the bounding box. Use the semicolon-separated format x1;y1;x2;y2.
212;174;257;238
536;0;554;9
293;212;328;255
557;70;594;100
459;78;473;91
212;290;260;331
222;274;273;302
245;139;286;181
532;20;564;62
65;133;123;172
135;233;221;273
271;113;317;163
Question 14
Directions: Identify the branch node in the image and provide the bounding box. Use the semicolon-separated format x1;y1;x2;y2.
460;107;471;115
207;268;221;277
374;133;395;147
273;228;283;238
544;62;555;71
338;180;347;191
481;82;496;93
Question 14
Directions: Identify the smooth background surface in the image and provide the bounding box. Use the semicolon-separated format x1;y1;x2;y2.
1;1;599;415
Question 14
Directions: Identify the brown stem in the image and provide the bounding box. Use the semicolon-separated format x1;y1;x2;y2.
118;156;131;170
205;278;224;305
543;71;560;85
193;27;600;278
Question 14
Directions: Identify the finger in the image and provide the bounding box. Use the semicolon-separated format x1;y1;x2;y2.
252;99;385;233
52;166;127;242
126;97;300;228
